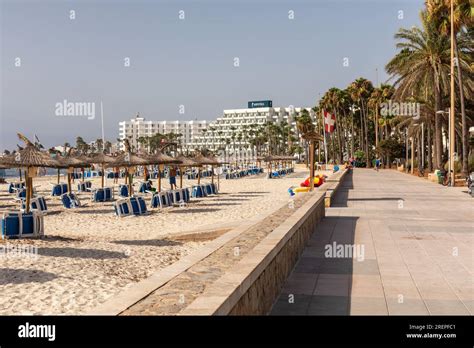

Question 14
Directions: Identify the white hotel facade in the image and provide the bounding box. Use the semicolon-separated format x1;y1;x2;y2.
192;104;315;158
118;103;315;155
118;115;208;151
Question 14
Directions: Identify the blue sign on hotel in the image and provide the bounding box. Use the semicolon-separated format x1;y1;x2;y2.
248;100;272;108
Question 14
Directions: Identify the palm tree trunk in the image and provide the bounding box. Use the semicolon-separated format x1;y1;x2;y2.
454;39;468;175
434;79;443;169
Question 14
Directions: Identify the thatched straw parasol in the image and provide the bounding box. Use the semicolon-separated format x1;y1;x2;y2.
2;134;62;213
88;152;116;188
110;152;150;195
140;151;181;191
56;155;91;192
175;155;199;189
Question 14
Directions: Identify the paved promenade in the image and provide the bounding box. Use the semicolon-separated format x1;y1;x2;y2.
271;169;473;315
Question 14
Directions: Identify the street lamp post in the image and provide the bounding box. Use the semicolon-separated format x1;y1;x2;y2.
449;0;455;186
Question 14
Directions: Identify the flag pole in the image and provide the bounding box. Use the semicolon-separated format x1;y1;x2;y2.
322;110;328;170
101;101;105;152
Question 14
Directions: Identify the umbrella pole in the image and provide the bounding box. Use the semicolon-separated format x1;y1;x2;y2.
180;167;183;189
67;172;72;193
198;168;201;185
211;165;214;185
57;169;60;184
101;163;105;188
19;169;22;181
25;170;31;213
129;173;133;196
158;168;161;192
217;166;220;191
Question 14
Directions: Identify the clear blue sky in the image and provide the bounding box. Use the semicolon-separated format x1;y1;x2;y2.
0;0;424;150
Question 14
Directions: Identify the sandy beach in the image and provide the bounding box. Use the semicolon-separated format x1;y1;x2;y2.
0;166;331;314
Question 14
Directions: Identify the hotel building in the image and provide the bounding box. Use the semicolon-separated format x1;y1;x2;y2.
192;101;316;158
118;114;208;151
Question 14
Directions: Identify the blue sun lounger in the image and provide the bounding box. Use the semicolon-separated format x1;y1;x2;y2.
1;211;44;239
21;196;48;213
52;183;68;196
77;181;92;192
119;184;129;197
91;187;114;202
61;193;81;209
150;191;171;208
138;181;153;193
8;182;25;194
114;196;148;217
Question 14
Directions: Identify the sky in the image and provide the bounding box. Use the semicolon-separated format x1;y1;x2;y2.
0;0;425;150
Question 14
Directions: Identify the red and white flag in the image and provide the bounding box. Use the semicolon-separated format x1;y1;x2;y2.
323;110;336;133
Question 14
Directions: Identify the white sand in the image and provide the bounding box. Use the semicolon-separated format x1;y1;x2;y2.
0;165;331;314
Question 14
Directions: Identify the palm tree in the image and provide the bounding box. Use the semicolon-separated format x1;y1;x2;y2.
426;0;473;174
386;11;452;169
348;78;374;167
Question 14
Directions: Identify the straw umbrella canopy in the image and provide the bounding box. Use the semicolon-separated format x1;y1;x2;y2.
88;152;116;188
193;155;214;185
175;155;199;189
55;155;91;192
0;140;62;213
142;152;181;191
110;152;150;195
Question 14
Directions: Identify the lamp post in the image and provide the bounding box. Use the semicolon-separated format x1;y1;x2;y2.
449;0;455;186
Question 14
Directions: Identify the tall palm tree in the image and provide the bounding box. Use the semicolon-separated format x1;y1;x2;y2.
426;0;473;174
386;11;452;168
348;78;374;166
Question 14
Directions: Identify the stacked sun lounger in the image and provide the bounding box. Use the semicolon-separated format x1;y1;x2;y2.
138;181;153;193
77;181;92;192
51;183;69;196
119;184;129;197
225;167;263;179
61;193;81;208
21;196;48;213
8;182;25;193
268;167;294;178
91;187;114;202
150;191;171;208
1;211;44;239
114;196;148;217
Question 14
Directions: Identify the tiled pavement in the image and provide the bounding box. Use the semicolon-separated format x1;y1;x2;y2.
270;169;473;315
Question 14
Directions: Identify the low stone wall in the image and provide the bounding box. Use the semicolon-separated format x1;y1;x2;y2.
181;169;348;315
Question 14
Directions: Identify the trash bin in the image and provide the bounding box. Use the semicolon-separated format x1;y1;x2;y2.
436;170;444;184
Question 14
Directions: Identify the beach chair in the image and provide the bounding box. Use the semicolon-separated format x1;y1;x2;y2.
8;182;25;194
114;197;148;217
61;192;81;209
14;188;27;201
130;196;148;215
204;184;213;196
119;184;129;197
1;210;44;239
182;187;191;202
150;191;170;208
138;181;152;193
91;187;114;202
77;181;92;192
21;196;48;213
191;185;203;198
51;183;68;196
210;183;218;194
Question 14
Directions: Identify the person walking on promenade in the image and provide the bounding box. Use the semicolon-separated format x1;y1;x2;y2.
375;158;381;172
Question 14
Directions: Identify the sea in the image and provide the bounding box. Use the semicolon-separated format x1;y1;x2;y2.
1;168;69;178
